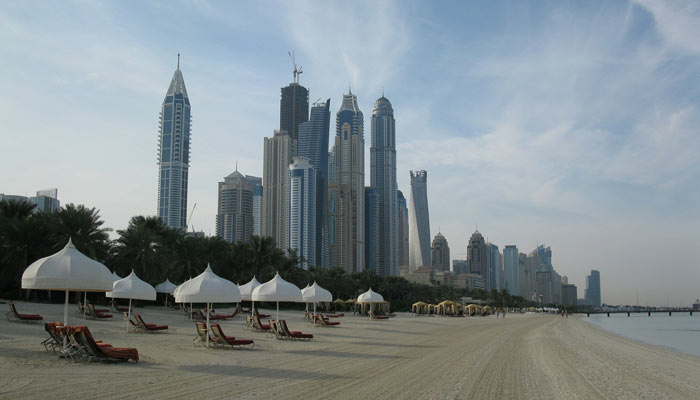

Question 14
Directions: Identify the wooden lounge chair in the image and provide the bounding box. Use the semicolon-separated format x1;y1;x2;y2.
112;300;129;313
76;326;139;362
197;310;229;321
210;323;254;348
7;301;43;322
88;302;109;313
124;313;142;331
305;312;315;323
135;314;168;332
315;313;340;326
370;311;389;320
193;321;218;346
326;313;344;318
42;322;64;352
254;309;271;318
252;315;271;332
279;320;313;341
88;304;113;319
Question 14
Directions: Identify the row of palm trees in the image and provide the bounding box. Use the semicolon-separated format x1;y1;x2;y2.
0;200;534;310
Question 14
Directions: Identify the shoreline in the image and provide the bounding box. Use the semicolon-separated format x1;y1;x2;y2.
2;300;700;399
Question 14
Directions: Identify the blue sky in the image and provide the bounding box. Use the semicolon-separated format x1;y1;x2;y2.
1;1;699;305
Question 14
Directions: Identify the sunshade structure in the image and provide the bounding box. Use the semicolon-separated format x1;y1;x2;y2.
111;271;122;282
21;238;113;349
155;278;178;308
302;282;333;324
357;288;385;316
411;301;428;314
174;265;240;347
107;271;157;331
238;276;261;317
251;272;302;320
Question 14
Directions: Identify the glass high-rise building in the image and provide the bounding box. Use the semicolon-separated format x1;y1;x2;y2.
287;157;316;269
397;190;409;269
216;170;254;244
280;83;309;142
503;245;519;296
408;170;430;271
585;269;602;307
157;56;191;230
430;232;450;273
329;90;364;273
298;99;331;267
364;187;380;272
370;94;398;276
245;176;263;237
262;130;295;250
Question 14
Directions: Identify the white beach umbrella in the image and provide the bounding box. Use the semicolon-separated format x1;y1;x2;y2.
357;288;385;315
111;271;122;282
21;238;112;349
251;272;302;320
302;282;332;324
106;271;157;332
174;265;240;347
301;284;310;313
155;278;178;308
239;275;261;317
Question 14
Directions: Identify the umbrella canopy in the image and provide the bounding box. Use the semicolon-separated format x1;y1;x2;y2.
302;281;332;303
107;271;157;301
22;238;113;292
155;279;177;294
174;265;241;304
357;288;384;303
252;272;302;320
111;271;122;282
238;276;261;301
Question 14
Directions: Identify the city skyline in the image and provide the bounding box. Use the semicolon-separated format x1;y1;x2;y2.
2;1;699;305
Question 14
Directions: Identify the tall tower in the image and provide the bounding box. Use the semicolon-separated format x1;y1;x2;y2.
397;190;409;269
298;99;331;267
287;157;316;269
280;78;309;142
328;90;364;273
467;230;487;277
216;170;254;244
245;175;263;237
408;170;430;271
370;94;397;276
364;187;380;272
262;130;296;249
585;270;601;307
430;232;450;273
503;245;519;296
157;54;191;230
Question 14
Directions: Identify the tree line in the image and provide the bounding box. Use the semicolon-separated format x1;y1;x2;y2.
0;200;533;310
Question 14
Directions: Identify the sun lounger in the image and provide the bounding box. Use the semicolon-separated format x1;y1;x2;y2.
326;313;344;318
87;302;109;313
193;321;218;346
254;309;271;319
76;326;139;362
135;314;168;332
370;311;390;320
279;320;313;341
315;313;340;326
112;300;129;313
42;322;64;352
197;310;229;321
7;301;43;322
88;304;113;319
124;313;142;330
252;315;271;332
210;323;254;348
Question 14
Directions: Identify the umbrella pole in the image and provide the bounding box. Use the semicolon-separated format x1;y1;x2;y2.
127;298;132;332
252;300;255;319
63;290;69;351
314;303;317;326
276;302;279;321
83;291;87;319
206;302;210;348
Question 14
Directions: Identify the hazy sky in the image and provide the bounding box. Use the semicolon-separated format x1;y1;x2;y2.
1;1;699;306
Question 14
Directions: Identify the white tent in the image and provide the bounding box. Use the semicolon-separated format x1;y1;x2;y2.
301;284;310;313
106;271;157;332
111;271;122;282
238;275;261;318
155;278;178;309
357;288;385;315
174;265;240;347
21;238;112;349
302;281;332;324
251;272;302;320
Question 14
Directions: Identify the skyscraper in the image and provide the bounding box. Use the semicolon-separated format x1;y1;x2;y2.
503;245;519;296
328;90;364;273
216;170;254;244
408;170;430;270
31;188;60;213
467;230;487;279
262;130;296;250
157;55;191;230
585;269;602;307
287;157;316;269
246;175;263;237
486;242;502;291
298;99;331;267
364;187;380;272
280;82;309;142
431;232;450;273
370;94;398;276
397;190;409;269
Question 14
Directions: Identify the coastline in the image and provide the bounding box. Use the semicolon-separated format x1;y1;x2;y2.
2;301;700;399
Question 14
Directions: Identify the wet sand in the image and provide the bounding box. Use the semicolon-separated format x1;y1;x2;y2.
1;300;699;399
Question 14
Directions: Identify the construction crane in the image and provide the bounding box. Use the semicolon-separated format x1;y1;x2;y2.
288;50;303;84
187;202;197;232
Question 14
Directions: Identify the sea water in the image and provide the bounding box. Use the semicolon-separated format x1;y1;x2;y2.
585;313;700;357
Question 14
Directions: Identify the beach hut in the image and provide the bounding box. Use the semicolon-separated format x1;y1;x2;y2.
155;278;177;308
21;238;113;350
333;298;346;311
411;301;428;315
107;271;157;332
302;281;333;324
252;272;303;321
238;276;261;317
357;288;385;316
175;265;241;347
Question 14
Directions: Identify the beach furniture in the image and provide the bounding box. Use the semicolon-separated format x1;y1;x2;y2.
315;313;340;326
253;308;271;319
42;322;64;352
252;315;271;332
326;313;344;318
210;323;254;348
87;302;109;313
252;273;303;321
193;321;218;346
76;325;139;362
370;311;389;320
199;309;229;320
278;320;313;340
112;299;129;313
135;314;168;332
124;313;142;330
7;301;43;322
88;304;113;319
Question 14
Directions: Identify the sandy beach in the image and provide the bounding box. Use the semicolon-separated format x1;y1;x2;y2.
1;301;699;399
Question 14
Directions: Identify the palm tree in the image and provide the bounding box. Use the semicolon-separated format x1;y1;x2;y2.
111;216;173;283
54;204;111;261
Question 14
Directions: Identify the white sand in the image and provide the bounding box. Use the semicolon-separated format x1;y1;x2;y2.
2;300;700;399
